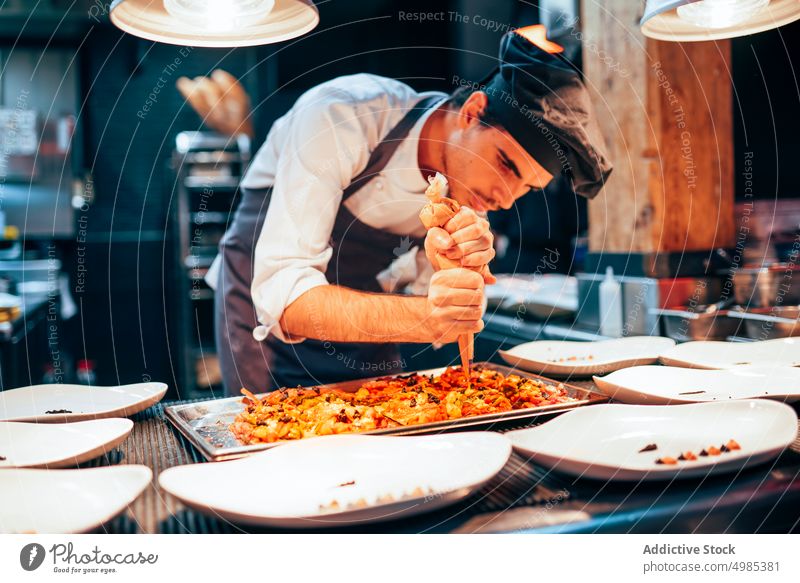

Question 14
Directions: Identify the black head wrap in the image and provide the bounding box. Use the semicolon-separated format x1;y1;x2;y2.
482;27;613;199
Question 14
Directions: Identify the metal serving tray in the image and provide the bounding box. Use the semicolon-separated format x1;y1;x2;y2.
727;306;800;339
165;363;607;462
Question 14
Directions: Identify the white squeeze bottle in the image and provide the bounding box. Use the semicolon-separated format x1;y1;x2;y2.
599;266;623;337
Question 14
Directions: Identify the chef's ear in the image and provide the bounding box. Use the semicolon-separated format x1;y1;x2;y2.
457;91;490;130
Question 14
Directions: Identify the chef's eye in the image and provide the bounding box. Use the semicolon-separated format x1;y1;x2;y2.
496;148;522;179
497;155;513;176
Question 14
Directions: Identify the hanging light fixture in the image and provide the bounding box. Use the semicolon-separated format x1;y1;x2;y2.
641;0;800;41
109;0;319;47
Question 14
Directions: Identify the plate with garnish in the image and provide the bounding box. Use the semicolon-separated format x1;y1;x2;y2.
0;382;167;423
507;400;797;481
499;336;675;378
159;432;511;528
593;365;800;405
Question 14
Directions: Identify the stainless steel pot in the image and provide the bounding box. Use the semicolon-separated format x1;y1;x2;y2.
650;307;743;342
732;264;800;308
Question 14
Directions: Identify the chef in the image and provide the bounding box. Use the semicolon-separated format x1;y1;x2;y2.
201;26;611;396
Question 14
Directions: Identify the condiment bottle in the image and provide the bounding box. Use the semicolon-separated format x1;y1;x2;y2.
599;266;623;337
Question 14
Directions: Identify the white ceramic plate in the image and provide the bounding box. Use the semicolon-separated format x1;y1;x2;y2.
0;419;134;468
159;433;512;528
508;400;797;481
593;365;800;405
500;336;676;377
659;338;800;369
0;382;167;423
0;465;152;533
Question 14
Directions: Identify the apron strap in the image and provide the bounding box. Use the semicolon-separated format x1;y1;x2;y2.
341;94;444;202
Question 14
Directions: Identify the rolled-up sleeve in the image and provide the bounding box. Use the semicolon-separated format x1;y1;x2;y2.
250;88;371;343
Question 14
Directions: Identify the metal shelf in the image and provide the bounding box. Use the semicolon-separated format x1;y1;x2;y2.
184;254;216;269
189;289;214;301
184;176;241;191
170;131;249;396
188;267;210;280
190;211;229;225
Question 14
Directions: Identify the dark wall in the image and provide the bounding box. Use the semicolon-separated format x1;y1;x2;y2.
732;18;800;200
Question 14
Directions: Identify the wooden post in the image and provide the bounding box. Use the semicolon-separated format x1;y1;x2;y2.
581;2;734;259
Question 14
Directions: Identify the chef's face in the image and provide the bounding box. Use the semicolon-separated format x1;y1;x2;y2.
442;91;554;212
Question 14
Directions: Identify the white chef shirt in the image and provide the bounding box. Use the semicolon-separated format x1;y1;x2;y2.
240;74;447;343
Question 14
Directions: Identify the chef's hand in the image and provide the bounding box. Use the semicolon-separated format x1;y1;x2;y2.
176;69;254;138
426;268;485;344
424;207;496;284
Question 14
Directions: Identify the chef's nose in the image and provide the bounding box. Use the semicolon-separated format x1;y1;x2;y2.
493;187;514;210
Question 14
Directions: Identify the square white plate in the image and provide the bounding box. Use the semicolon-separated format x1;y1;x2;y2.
0;418;133;468
500;336;676;378
0;465;152;533
508;400;797;481
159;432;512;528
0;382;167;423
593;365;800;405
659;338;800;369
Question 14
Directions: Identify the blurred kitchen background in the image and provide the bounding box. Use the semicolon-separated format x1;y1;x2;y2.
0;0;799;399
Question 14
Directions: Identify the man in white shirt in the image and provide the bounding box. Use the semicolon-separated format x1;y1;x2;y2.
211;26;611;395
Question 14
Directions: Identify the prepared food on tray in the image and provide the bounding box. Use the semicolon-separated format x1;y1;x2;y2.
231;365;575;444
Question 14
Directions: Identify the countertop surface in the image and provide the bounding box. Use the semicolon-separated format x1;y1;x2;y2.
83;384;800;534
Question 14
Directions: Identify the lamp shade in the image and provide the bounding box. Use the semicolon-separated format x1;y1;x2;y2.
641;0;800;41
109;0;319;47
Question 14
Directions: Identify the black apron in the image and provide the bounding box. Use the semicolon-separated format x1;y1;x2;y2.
215;95;441;396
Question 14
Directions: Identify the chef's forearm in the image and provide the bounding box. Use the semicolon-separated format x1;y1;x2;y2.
278;285;431;343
